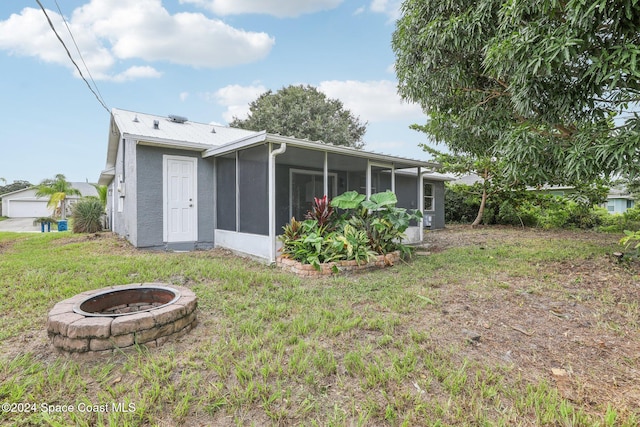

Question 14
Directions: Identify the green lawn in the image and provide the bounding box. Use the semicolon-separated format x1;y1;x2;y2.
0;228;638;426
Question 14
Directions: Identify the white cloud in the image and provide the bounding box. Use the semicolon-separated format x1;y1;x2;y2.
179;92;190;102
370;0;402;20
317;80;424;123
353;6;366;15
206;84;267;122
207;80;424;126
110;66;163;82
180;0;344;18
0;7;115;76
0;1;275;81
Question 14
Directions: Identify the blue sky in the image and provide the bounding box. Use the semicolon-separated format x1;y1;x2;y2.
0;0;430;185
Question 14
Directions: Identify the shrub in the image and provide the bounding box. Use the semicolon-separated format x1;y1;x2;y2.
444;184;480;223
279;191;422;270
71;198;104;233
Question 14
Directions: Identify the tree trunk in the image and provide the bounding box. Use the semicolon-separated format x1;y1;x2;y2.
471;187;488;227
60;198;67;220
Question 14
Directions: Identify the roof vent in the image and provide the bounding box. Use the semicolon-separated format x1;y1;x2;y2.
168;115;188;123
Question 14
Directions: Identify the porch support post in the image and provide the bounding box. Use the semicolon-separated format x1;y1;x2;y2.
391;163;396;193
235;151;239;232
366;160;372;199
323;151;329;197
418;167;424;242
269;142;287;264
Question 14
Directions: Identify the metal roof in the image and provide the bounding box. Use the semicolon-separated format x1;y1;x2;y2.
99;108;439;183
111;108;257;147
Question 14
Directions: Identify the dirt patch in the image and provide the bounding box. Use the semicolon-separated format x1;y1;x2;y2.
419;225;640;414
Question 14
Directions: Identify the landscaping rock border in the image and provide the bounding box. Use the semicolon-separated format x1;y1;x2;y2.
277;251;401;276
47;283;197;356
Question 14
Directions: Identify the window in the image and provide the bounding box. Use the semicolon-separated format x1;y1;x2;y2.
424;182;434;211
289;169;337;221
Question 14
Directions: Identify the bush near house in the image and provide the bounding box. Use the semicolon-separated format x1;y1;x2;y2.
71;198;104;233
445;183;640;232
279;191;422;271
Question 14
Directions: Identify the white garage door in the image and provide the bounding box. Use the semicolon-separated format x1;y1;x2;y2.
8;200;51;218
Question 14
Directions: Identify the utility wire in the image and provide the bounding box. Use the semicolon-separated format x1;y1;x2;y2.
34;0;110;113
53;0;108;110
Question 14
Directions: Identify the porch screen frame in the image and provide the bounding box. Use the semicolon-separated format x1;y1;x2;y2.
288;168;338;220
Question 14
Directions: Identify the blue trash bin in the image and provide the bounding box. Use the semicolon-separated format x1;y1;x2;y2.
58;220;68;232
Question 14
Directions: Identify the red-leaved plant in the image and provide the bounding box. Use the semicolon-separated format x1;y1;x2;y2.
305;195;334;227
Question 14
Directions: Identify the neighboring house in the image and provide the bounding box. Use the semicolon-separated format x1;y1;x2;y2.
604;187;635;214
529;185;636;214
98;108;447;263
0;183;98;218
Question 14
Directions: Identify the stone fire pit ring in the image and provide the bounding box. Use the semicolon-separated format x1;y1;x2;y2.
47;283;197;356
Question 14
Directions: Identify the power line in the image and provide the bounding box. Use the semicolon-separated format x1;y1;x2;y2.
53;0;108;110
34;0;110;113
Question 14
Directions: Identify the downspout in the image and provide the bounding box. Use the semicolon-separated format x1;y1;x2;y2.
418;167;424;243
269;142;287;264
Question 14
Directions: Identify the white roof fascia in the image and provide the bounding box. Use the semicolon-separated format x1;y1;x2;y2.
98;167;116;186
421;171;456;182
203;131;437;169
202;131;268;157
125;133;213;152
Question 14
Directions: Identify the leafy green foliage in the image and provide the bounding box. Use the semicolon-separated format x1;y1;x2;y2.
393;0;640;185
71;198;104;233
0;180;31;196
229;85;367;148
445;182;618;229
330;191;366;210
280;191;422;269
620;230;640;258
92;184;107;209
35;174;81;219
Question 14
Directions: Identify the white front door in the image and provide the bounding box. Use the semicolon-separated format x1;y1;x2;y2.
163;156;197;242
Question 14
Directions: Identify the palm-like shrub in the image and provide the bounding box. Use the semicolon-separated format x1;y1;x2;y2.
71;198;104;233
35;174;81;219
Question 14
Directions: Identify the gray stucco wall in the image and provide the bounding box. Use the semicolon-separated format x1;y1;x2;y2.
110;138;139;245
135;145;215;249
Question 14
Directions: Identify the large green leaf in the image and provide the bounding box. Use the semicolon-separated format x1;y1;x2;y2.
362;191;397;210
330;191;366;210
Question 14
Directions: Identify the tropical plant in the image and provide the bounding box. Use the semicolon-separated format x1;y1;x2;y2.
71;198;104;233
332;224;376;264
280;191;422;270
305;195;334;228
35;174;80;219
281;217;303;243
92;184;108;209
333;190;423;256
620;230;640;260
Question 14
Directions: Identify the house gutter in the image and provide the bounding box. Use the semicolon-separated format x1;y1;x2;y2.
269;142;287;264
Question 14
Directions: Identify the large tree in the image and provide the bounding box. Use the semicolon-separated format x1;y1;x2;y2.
229;85;367;148
36;174;80;219
392;0;640;185
0;180;31;196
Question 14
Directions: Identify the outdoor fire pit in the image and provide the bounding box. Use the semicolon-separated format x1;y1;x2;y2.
47;283;197;355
